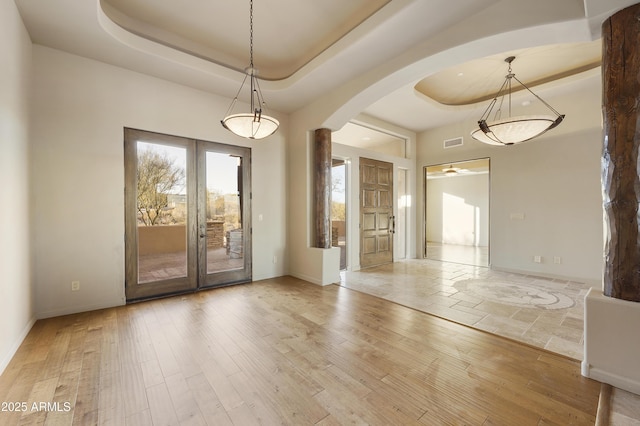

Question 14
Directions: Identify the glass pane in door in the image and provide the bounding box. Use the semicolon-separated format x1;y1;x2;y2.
205;152;243;274
397;168;407;259
332;159;347;270
136;142;188;283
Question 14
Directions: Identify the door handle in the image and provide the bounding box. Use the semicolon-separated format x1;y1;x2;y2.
389;215;396;234
200;224;206;238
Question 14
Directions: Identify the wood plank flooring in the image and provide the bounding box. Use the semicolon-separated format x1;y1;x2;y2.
0;276;601;425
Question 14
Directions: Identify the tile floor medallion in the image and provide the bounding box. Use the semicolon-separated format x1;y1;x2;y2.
453;279;576;310
339;259;593;360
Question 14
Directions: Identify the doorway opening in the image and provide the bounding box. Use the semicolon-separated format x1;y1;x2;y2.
424;158;490;267
124;128;252;301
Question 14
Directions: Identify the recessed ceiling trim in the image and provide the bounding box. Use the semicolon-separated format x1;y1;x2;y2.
436;61;601;106
414;41;602;106
96;1;239;84
100;1;241;74
100;0;391;81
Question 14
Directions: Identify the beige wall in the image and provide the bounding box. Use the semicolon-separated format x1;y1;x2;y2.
0;0;34;374
30;45;288;318
283;8;602;283
417;71;604;285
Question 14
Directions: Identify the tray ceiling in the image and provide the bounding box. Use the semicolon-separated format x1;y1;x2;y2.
102;0;390;80
415;40;602;106
14;0;639;134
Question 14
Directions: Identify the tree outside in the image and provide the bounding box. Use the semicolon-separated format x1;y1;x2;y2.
331;171;346;221
137;148;185;226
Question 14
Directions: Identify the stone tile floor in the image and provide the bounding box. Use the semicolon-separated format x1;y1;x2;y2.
339;258;591;360
610;387;640;425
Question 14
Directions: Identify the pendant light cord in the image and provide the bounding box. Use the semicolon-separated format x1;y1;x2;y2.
249;0;254;70
249;0;256;114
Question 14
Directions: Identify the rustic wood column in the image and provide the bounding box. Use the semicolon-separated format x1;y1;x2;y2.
602;3;640;302
314;128;332;248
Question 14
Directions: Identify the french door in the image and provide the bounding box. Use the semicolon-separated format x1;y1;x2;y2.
124;128;251;301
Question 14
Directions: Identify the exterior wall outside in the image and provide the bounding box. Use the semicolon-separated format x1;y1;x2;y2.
0;0;35;374
138;225;187;255
30;45;287;318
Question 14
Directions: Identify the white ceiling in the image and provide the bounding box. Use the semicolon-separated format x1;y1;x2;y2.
14;0;639;137
101;0;391;80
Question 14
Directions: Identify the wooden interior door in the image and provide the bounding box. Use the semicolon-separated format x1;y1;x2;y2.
360;157;394;268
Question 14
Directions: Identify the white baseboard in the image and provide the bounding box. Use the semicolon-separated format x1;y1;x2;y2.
289;271;326;286
0;317;36;376
582;362;640;395
490;265;600;287
36;300;124;320
583;288;640;396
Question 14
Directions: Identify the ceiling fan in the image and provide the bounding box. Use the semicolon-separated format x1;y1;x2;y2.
442;165;466;176
427;159;490;179
427;165;467;179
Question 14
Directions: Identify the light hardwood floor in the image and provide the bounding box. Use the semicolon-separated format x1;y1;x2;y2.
0;277;601;425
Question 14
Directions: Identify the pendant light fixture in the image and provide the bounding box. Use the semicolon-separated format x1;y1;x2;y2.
471;56;564;146
221;0;279;140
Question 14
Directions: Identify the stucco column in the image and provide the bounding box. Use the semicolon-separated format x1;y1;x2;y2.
602;3;640;302
314;128;332;249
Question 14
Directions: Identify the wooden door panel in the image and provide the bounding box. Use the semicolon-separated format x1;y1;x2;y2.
379;190;391;208
363;213;376;231
377;167;391;186
363;237;377;254
360;157;394;268
362;164;377;185
378;234;390;252
378;212;390;231
363;189;377;208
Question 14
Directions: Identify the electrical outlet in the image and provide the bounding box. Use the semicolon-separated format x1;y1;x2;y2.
71;281;80;291
533;256;542;263
554;256;562;264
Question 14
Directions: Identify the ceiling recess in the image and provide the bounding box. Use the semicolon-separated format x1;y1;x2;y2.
415;41;601;106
